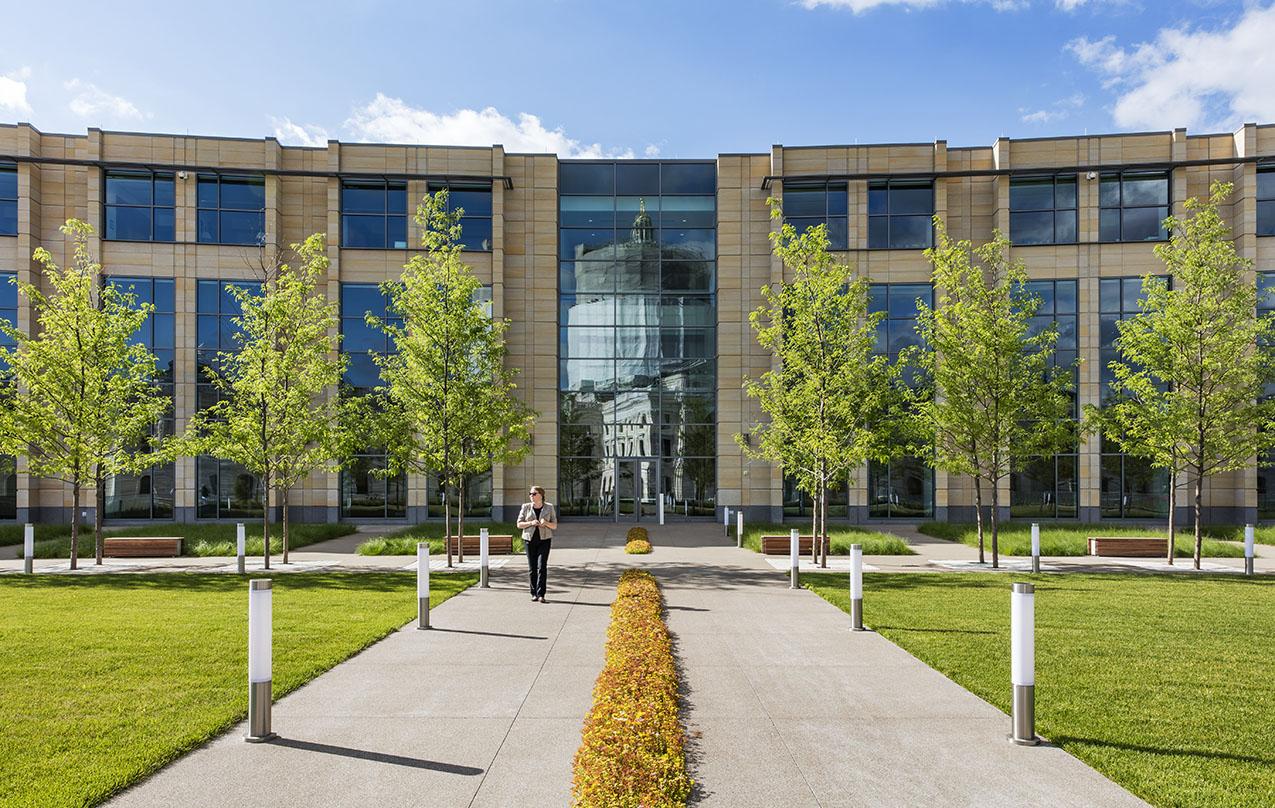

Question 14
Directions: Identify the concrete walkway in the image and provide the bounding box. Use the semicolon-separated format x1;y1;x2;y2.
106;521;1148;807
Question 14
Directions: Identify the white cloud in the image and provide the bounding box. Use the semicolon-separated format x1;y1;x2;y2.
272;116;330;147
643;143;662;158
1067;5;1275;130
64;79;142;120
0;67;32;114
1020;92;1086;124
343;94;636;157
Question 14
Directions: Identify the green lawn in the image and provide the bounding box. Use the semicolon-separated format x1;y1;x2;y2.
738;523;915;555
805;572;1275;808
357;521;523;555
0;571;476;808
918;521;1246;558
28;522;356;559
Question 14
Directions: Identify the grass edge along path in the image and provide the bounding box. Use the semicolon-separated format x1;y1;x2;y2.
572;569;692;808
917;521;1246;557
804;571;1275;808
740;523;915;555
26;522;356;559
0;571;477;808
357;521;523;556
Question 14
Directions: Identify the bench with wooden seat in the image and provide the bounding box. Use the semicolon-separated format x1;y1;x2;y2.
102;537;183;558
760;534;816;555
445;534;515;555
1087;536;1169;558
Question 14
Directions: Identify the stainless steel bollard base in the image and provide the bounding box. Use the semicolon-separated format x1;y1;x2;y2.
480;564;489;588
245;680;275;742
1010;684;1039;745
418;597;430;630
790;565;799;589
1245;557;1255;576
851;598;864;631
1031;556;1040;574
237;556;245;575
24;557;32;575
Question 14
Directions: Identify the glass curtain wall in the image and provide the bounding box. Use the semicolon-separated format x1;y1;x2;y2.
195;279;265;519
1010;280;1079;518
103;277;176;519
0;271;15;518
1099;276;1169;518
558;161;717;518
1258;273;1275;519
868;283;934;518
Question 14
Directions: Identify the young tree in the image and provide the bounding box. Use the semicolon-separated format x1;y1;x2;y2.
184;234;345;568
0;220;169;568
370;190;535;566
1093;182;1275;569
740;200;904;567
911;224;1074;568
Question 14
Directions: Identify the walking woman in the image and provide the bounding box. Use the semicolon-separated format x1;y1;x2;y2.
517;486;557;602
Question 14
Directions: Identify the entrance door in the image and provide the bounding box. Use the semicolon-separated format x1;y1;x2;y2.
616;459;659;521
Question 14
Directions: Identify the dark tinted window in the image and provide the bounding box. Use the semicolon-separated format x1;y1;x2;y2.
1098;171;1169;243
432;184;493;251
1010;175;1078;246
0;165;16;236
105;170;175;242
1258;167;1275;237
867;180;934;249
782;180;848;250
196;174;265;245
341;179;407;248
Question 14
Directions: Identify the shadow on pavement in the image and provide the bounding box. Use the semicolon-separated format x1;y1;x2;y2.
268;737;484;774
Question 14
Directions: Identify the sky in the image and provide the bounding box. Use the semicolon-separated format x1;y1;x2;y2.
2;0;1274;158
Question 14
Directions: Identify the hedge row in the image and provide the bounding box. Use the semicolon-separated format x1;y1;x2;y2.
625;539;653;554
572;570;691;807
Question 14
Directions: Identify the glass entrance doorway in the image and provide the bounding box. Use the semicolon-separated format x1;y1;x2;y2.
616;459;659;521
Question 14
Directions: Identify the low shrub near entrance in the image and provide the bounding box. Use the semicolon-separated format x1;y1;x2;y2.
573;570;691;808
29;522;356;559
918;521;1245;557
626;526;649;542
625;539;653;554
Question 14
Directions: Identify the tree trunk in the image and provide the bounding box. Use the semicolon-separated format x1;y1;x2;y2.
95;468;105;565
1193;470;1203;571
70;480;80;571
282;486;290;565
457;480;466;564
262;471;271;571
973;475;985;564
990;476;1000;570
820;478;829;569
445;481;454;568
1166;470;1176;566
810;495;817;561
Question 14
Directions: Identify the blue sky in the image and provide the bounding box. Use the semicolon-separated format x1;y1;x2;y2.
2;0;1273;157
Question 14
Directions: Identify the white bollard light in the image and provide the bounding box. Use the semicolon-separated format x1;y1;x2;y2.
658;493;665;526
236;522;246;575
417;542;430;629
850;544;864;631
480;528;490;588
724;506;730;537
1010;582;1038;746
1030;522;1041;574
246;579;275;742
789;528;800;589
737;511;744;549
23;523;34;575
1244;524;1255;576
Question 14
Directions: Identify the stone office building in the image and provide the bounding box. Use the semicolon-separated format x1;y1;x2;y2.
2;121;1275;525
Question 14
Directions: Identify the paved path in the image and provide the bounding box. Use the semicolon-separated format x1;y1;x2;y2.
106;522;1148;807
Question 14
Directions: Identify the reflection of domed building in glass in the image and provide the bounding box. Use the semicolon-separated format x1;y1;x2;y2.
559;192;717;517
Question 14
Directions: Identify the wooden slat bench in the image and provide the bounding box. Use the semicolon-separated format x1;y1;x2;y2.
103;537;183;558
445;534;515;555
1087;536;1169;558
760;534;815;555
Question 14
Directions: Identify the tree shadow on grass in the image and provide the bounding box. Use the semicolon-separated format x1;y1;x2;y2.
1052;734;1275;766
